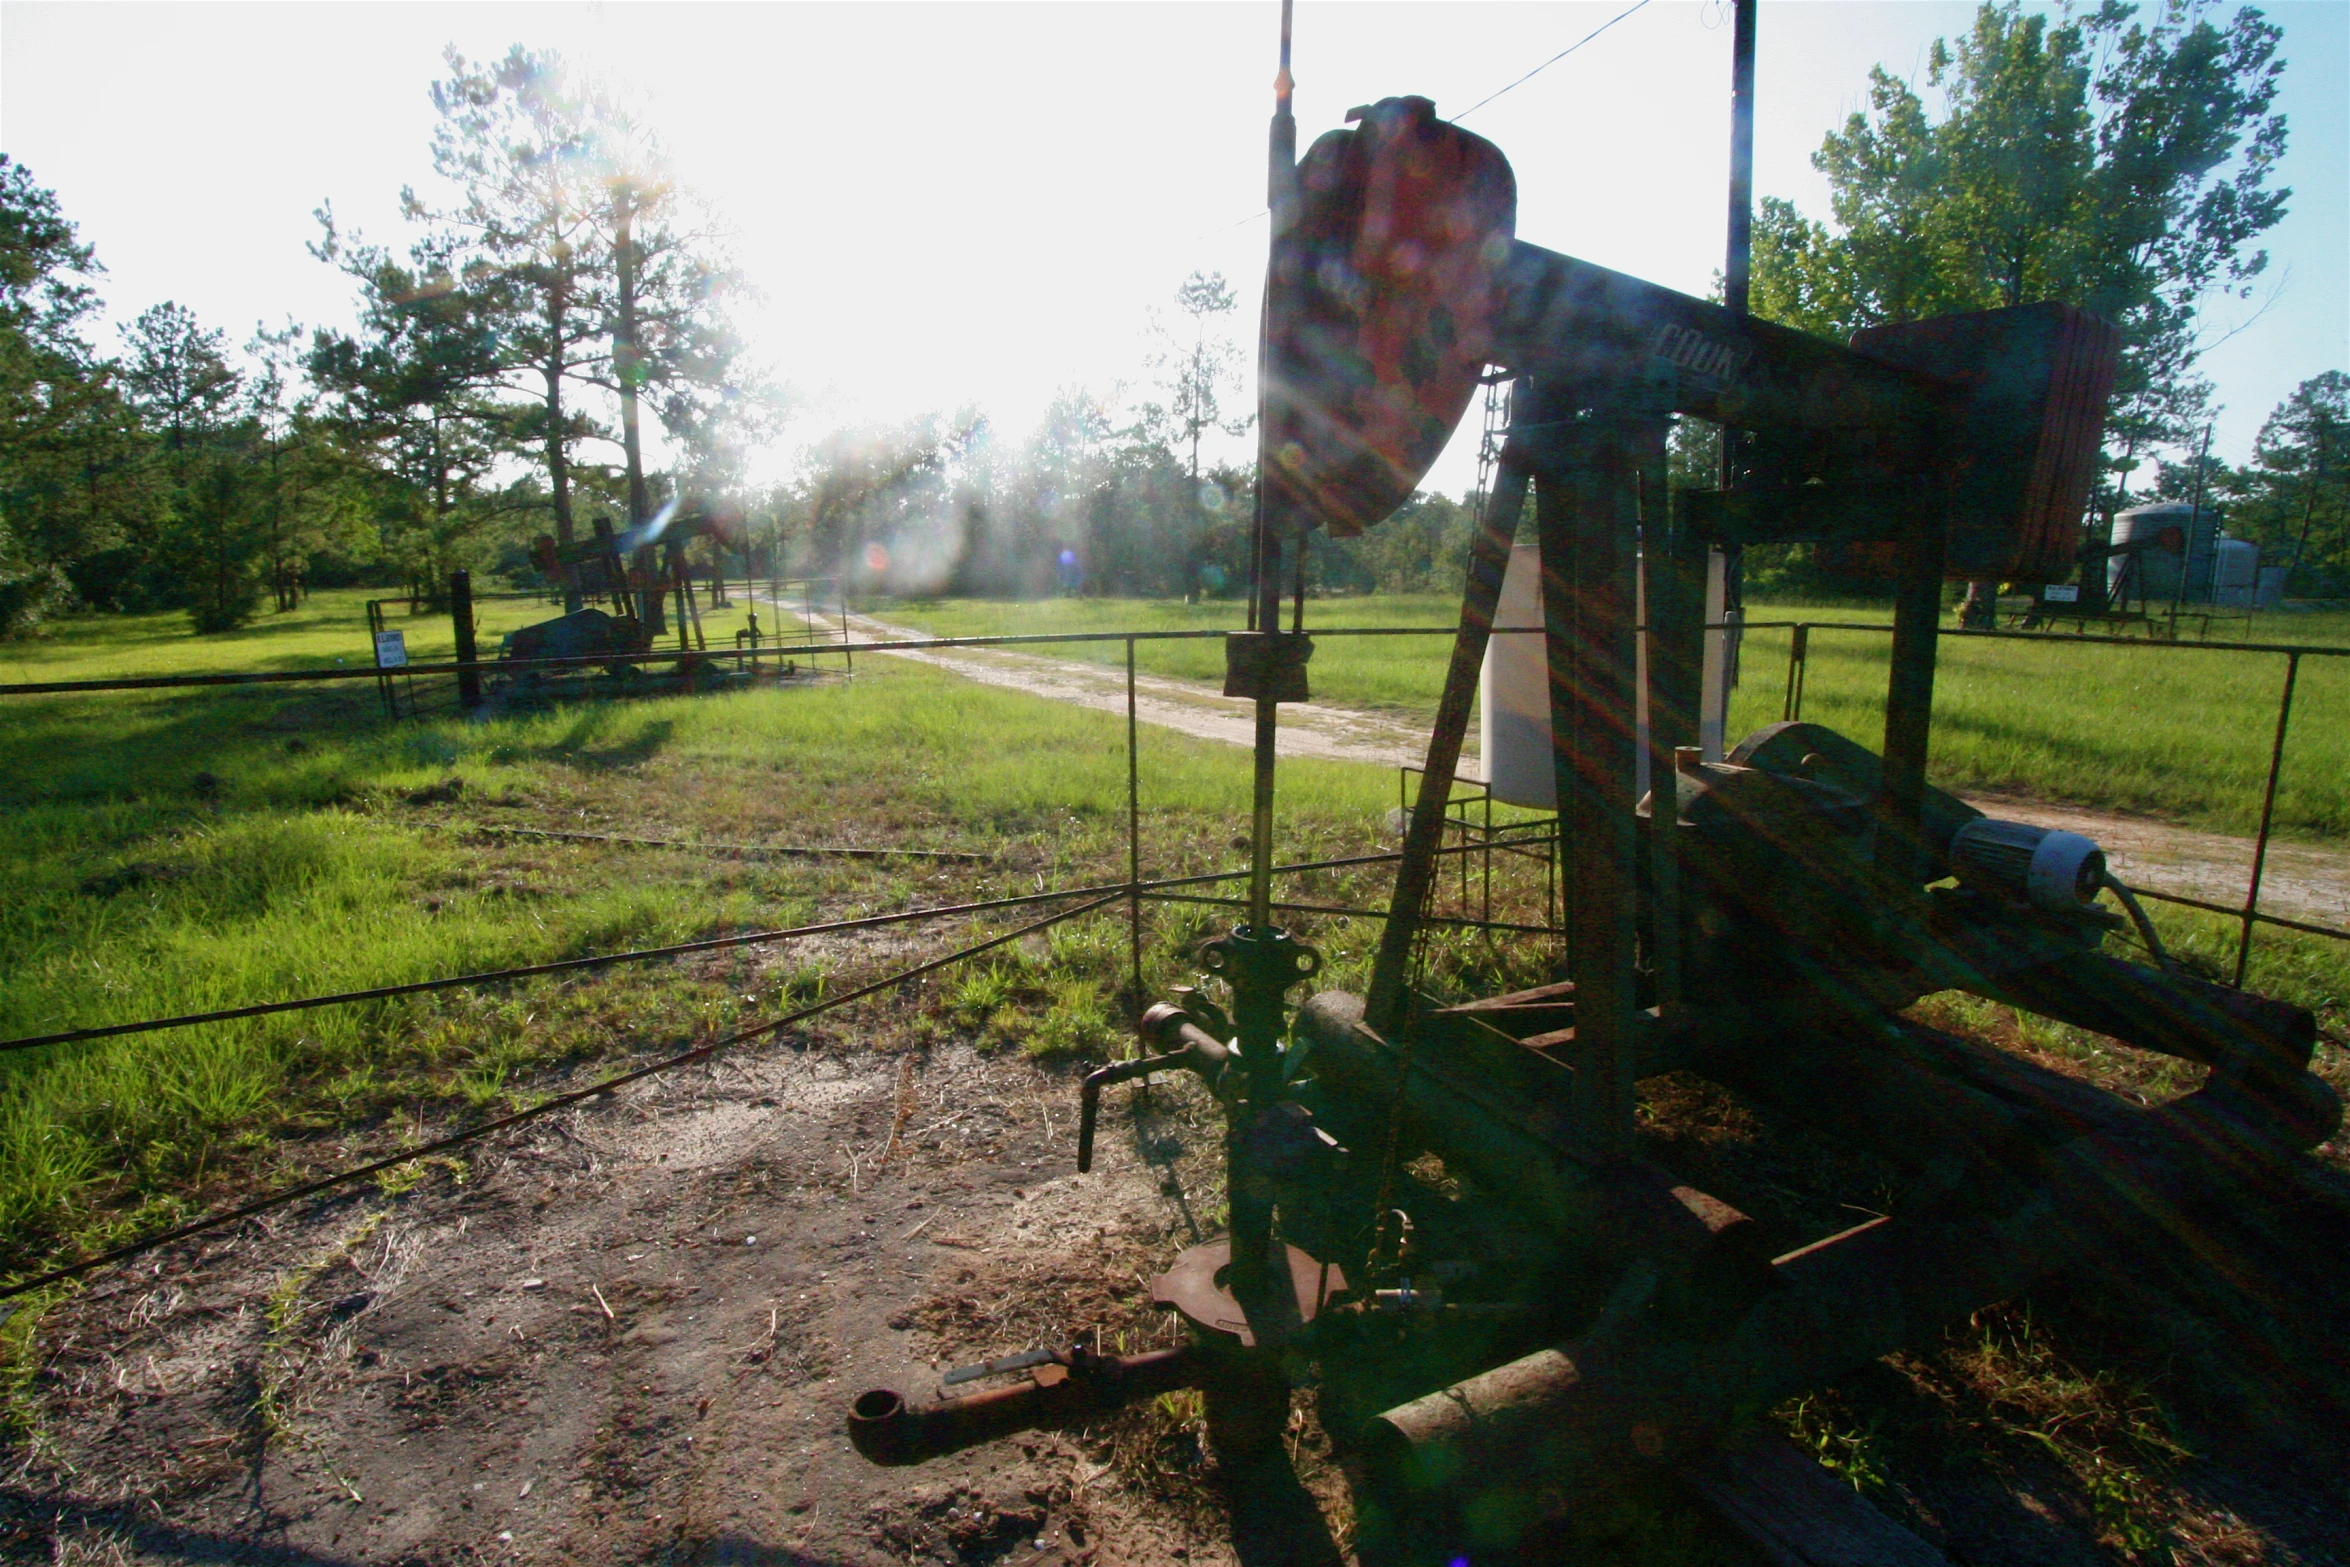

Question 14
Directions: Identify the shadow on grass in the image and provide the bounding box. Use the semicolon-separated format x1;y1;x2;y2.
526;710;678;772
0;686;391;810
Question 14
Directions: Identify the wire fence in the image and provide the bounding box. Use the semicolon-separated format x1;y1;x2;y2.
3;612;2343;1300
1761;619;2349;982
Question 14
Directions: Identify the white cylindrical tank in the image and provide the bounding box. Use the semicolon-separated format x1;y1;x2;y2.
2210;537;2260;608
2110;501;2219;603
1476;542;1651;810
1481;544;1554;808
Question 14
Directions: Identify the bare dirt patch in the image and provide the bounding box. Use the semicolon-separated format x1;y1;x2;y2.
2;1041;1253;1567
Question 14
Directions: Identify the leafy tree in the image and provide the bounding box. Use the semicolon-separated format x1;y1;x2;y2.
118;303;244;470
2214;372;2350;594
1751;0;2290;524
309;231;509;602
597;147;758;628
591;128;759;482
247;320;365;610
414;46;612;561
119;302;271;630
0;158;162;629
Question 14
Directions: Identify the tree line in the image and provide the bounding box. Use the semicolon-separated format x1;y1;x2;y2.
1;5;2340;639
0;46;763;637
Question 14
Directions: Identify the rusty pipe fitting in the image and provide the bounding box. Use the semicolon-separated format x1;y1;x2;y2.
1077;1006;1234;1172
848;1346;1201;1466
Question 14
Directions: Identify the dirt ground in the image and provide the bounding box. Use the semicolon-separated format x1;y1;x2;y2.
11;992;2350;1565
3;1032;1292;1567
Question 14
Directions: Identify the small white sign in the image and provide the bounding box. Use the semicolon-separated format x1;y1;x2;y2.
2042;583;2080;603
374;630;408;668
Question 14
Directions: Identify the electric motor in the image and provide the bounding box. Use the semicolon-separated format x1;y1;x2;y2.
1948;818;2105;913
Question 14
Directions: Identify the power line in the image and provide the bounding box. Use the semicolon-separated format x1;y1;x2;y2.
0;883;1112;1055
1452;0;1658;122
0;834;1526;1298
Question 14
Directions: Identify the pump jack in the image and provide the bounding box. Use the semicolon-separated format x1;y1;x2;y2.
847;91;2342;1565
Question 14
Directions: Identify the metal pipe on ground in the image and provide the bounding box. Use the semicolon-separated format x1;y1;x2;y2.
1358;1195;2063;1541
849;1347;1202;1467
1295;993;1777;1322
1350;1007;2349;1533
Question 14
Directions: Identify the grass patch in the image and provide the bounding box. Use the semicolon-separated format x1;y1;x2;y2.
0;599;1458;1286
0;585;805;684
877;595;2350;842
1726;602;2350;842
870;593;1463;716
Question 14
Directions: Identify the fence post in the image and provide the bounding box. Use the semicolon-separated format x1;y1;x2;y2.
2234;651;2300;988
1783;622;1810;722
450;570;482;710
840;580;854;676
1127;637;1144;1017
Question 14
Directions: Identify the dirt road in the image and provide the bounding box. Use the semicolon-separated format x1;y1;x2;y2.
838;610;2349;934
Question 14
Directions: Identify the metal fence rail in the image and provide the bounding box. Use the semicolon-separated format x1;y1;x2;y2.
7;616;2341;999
1764;619;2348;980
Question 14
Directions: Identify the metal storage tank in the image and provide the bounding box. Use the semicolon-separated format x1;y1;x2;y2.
1477;541;1653;809
2256;564;2289;608
1481;543;1554;808
2211;537;2260;608
2109;501;2218;603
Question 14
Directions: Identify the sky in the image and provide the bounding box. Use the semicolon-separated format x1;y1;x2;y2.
3;1;2344;497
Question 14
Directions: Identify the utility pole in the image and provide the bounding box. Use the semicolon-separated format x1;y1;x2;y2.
1723;0;1756;325
1702;0;1756;756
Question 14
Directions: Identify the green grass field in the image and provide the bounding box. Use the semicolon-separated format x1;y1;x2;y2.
1;588;2343;1299
876;594;2350;842
0;584;826;684
0;598;1461;1284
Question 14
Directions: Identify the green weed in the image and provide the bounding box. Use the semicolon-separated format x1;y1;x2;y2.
0;597;1427;1286
1778;1393;1890;1492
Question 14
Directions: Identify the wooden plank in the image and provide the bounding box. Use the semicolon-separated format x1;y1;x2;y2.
1682;1435;1952;1567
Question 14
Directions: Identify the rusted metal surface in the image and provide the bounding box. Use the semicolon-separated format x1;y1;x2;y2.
1851;303;2120;581
1359;1198;2065;1516
1491;243;1947;444
1358;996;2336;1529
2239;651;2301;986
848;1346;1201;1467
1077;1005;1234;1172
826;83;2342;1567
1527;388;1654;1159
1149;1240;1346;1348
1263;96;1516;540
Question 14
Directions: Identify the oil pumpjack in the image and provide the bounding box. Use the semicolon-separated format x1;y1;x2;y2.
846;17;2342;1561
